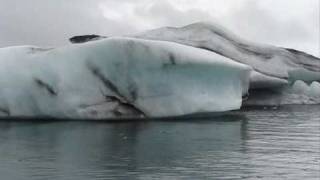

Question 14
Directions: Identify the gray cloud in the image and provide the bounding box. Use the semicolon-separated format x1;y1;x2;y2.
0;0;319;56
222;0;319;55
0;0;137;47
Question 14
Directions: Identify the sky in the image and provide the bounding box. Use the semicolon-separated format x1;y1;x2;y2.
0;0;319;56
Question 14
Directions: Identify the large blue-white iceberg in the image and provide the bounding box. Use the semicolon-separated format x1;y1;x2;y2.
0;37;251;119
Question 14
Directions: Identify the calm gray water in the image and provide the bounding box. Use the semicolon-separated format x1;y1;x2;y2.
0;105;319;180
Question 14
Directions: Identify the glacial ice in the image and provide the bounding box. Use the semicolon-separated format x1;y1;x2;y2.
292;80;310;94
290;80;320;100
310;81;320;97
249;71;288;89
0;37;251;119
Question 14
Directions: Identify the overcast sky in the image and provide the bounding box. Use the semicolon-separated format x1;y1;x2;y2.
0;0;319;56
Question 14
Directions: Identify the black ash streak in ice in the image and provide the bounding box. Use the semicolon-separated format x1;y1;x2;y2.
69;35;107;44
86;62;146;117
162;53;177;68
34;78;58;96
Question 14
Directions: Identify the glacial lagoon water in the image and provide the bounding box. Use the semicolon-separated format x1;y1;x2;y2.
0;105;319;180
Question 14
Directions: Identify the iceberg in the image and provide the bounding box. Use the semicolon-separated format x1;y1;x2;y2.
0;37;251;119
1;21;319;120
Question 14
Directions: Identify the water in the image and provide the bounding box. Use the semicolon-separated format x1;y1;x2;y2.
0;105;319;180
